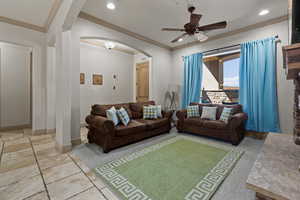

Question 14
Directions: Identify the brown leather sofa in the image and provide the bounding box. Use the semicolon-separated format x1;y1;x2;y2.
85;101;172;153
176;103;247;145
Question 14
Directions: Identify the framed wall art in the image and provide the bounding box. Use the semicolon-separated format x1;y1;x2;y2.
93;74;103;85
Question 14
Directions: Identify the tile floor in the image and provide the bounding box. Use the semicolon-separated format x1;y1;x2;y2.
0;128;119;200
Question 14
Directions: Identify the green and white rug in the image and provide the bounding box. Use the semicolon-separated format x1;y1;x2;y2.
95;137;244;200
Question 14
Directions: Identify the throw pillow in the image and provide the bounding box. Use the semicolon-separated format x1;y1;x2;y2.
117;107;130;126
201;106;217;120
151;105;162;118
220;107;233;123
143;106;158;119
106;106;119;126
187;105;200;118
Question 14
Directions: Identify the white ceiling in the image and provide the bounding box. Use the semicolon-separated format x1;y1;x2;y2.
0;0;55;27
82;0;288;47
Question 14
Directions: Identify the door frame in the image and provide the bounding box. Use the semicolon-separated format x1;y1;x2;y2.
0;41;32;130
133;57;153;102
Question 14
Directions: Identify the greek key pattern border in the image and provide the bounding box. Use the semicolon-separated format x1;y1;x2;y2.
95;137;243;200
184;149;244;200
95;137;181;200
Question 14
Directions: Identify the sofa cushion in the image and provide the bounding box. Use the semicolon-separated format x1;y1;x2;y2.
106;106;119;126
202;120;228;129
136;118;169;130
115;120;147;136
91;103;132;119
184;117;203;126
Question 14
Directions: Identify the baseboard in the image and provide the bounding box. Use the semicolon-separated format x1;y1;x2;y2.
32;129;47;135
71;138;82;146
46;129;56;134
245;131;269;140
0;124;31;132
55;142;72;153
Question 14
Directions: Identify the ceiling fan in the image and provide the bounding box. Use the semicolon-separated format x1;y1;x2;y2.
162;6;227;43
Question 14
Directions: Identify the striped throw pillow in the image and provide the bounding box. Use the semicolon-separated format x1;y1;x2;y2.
143;106;157;119
117;107;130;126
220;107;233;123
187;105;200;118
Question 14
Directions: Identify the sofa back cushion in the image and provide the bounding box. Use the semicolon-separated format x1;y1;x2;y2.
91;103;132;119
130;101;155;119
190;103;242;120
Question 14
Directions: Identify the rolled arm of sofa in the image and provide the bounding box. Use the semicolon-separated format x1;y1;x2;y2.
162;110;173;119
176;110;187;121
86;115;115;134
228;112;248;145
176;110;187;131
229;113;248;128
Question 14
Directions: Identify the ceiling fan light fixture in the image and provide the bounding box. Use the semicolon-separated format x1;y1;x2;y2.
178;38;183;42
106;0;117;10
195;32;208;42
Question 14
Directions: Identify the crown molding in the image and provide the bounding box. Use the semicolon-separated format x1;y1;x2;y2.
0;16;46;33
44;0;62;31
78;12;172;50
172;15;288;51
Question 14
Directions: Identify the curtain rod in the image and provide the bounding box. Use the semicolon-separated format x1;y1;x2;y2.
182;35;279;59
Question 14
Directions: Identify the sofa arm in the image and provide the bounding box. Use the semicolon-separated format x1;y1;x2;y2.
162;110;173;119
228;112;248;145
176;110;187;121
86;115;115;134
229;113;248;128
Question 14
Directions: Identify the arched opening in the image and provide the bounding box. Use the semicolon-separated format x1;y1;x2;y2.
79;37;153;125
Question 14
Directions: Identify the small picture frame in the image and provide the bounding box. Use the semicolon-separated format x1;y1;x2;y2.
80;73;85;84
93;74;103;85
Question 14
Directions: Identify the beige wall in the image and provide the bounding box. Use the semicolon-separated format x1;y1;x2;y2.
171;20;293;134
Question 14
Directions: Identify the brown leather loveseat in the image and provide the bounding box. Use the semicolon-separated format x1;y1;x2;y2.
176;103;247;145
85;101;172;153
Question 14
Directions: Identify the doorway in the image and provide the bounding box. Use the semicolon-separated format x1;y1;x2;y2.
136;61;149;102
0;42;32;130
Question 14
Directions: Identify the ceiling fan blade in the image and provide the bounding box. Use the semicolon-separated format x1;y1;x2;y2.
171;33;188;43
197;21;227;31
162;28;185;31
190;14;202;25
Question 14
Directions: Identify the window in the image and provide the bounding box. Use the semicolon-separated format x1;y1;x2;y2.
223;57;240;89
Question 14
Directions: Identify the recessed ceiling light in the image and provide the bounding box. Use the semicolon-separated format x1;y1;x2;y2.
107;2;116;10
178;38;183;42
106;0;116;10
259;9;269;16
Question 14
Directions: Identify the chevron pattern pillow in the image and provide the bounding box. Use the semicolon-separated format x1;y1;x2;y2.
143;106;158;119
187;105;200;118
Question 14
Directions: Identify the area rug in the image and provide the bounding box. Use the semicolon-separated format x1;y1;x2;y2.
95;137;244;200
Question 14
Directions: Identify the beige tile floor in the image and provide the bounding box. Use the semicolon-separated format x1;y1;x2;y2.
0;128;119;200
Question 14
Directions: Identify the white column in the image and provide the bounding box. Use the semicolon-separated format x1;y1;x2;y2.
55;30;72;152
46;46;56;132
70;31;81;145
